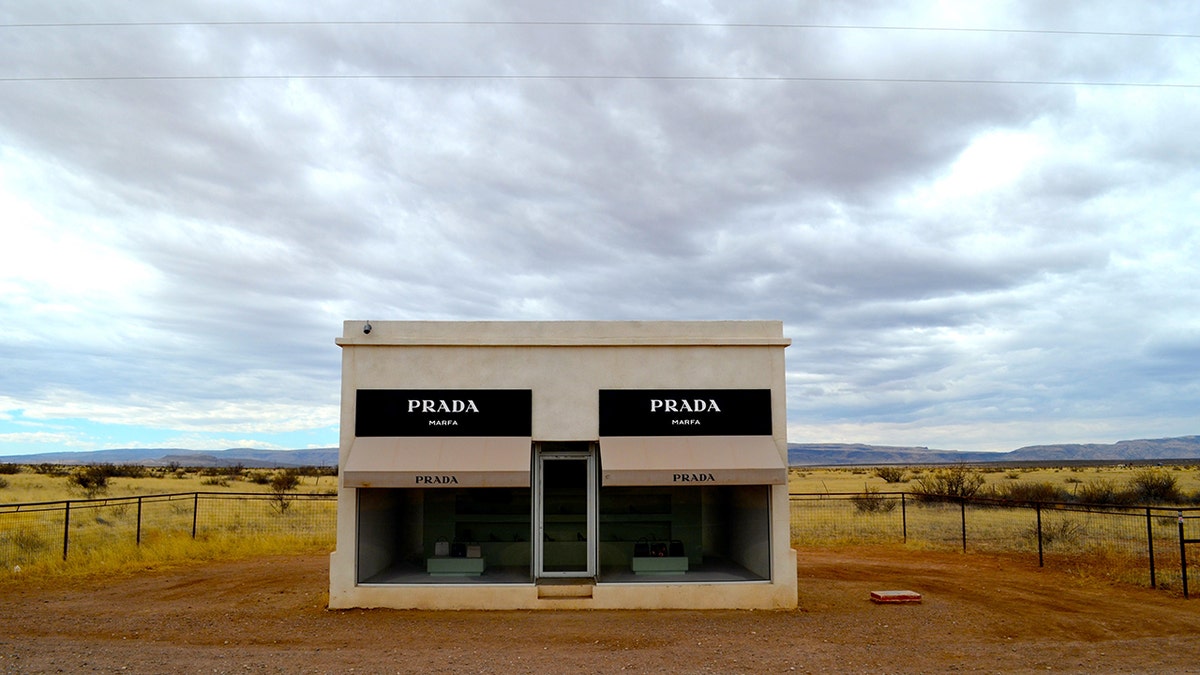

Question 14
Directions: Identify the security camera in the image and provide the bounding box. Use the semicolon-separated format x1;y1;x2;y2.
363;322;372;334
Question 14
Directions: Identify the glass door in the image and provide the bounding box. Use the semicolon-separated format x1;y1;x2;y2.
534;443;596;578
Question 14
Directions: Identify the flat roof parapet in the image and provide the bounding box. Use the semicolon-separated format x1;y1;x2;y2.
337;320;791;347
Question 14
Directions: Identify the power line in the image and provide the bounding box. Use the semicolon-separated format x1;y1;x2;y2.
1;73;1197;88
3;19;1193;88
0;20;1197;40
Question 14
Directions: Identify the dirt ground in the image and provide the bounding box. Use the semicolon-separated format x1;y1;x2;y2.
3;547;1199;674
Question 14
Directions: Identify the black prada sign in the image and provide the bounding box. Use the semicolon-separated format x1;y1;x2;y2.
355;389;532;437
599;389;772;436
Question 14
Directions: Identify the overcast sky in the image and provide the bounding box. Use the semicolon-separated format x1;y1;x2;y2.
1;1;1197;456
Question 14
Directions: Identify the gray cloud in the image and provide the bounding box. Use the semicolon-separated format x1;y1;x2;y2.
1;1;1197;452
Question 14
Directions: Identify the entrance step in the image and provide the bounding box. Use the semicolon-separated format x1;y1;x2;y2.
537;580;595;599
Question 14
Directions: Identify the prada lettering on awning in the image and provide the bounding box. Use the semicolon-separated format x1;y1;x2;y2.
599;389;771;436
599;436;786;486
343;437;531;488
356;389;532;437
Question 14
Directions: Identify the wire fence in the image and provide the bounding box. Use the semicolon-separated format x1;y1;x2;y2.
790;492;1200;596
0;492;336;568
3;490;1198;597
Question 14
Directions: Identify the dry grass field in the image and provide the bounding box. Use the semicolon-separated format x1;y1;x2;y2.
0;465;335;504
788;463;1200;498
0;465;336;579
786;464;1200;595
6;462;1197;504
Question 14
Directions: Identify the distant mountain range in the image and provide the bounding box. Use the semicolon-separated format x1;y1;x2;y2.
0;447;339;468
2;435;1197;468
788;436;1200;466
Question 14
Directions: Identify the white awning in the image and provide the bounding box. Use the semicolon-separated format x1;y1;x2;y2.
599;436;787;486
343;437;531;488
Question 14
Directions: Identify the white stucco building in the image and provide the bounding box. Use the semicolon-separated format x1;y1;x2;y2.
329;321;797;609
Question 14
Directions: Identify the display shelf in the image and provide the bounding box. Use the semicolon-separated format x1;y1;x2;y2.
631;556;689;574
599;514;673;522
450;515;530;523
426;557;486;576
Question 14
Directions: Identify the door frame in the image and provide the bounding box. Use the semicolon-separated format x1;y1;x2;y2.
533;442;597;579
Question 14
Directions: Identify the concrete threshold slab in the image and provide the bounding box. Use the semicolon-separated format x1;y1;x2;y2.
537;580;595;599
870;590;922;604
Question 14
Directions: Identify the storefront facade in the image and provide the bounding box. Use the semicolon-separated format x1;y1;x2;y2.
329;321;797;609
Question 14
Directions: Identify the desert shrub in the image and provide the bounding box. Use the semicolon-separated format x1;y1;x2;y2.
913;465;985;500
269;469;302;514
66;465;110;498
1031;519;1086;546
107;464;148;479
270;469;301;492
851;487;898;513
201;464;245;479
200;476;230;487
1128;468;1182;504
872;467;908;483
33;463;69;477
2;528;49;557
989;481;1071;505
301;465;338;479
247;471;271;485
1004;470;1021;480
0;476;8;489
63;462;146;482
1074;478;1135;506
0;463;21;475
1063;477;1082;484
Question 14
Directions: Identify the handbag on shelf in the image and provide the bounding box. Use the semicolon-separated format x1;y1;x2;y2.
434;538;450;557
635;537;679;557
633;537;650;557
450;542;467;558
466;542;482;558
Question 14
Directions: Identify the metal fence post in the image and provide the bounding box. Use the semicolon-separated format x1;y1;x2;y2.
62;500;71;561
1146;507;1156;589
192;493;199;539
901;493;907;543
1181;511;1189;599
960;498;967;553
136;496;143;547
1036;503;1044;567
